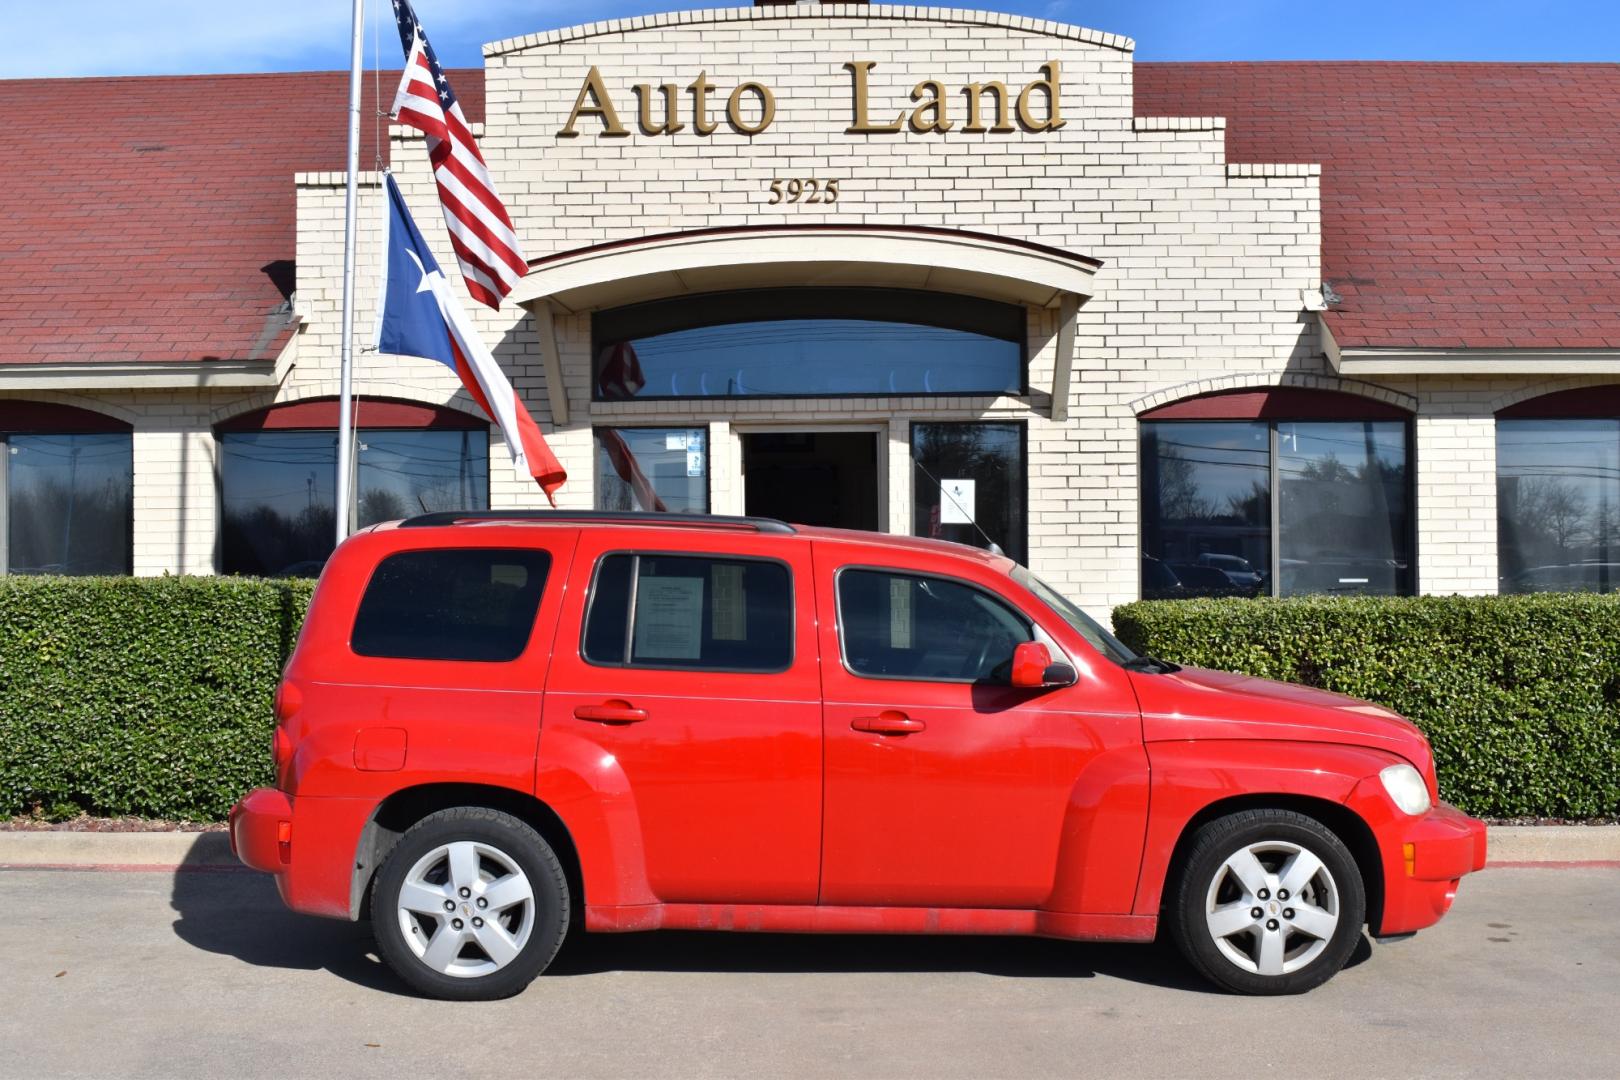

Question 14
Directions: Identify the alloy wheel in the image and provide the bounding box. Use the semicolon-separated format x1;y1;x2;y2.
1203;840;1340;977
395;840;536;978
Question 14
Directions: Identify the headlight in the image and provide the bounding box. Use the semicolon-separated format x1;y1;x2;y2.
1380;763;1432;816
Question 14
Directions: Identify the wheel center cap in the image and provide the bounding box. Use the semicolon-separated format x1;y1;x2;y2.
1268;902;1279;916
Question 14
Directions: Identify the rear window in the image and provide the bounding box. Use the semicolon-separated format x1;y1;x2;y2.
582;553;792;672
352;548;551;662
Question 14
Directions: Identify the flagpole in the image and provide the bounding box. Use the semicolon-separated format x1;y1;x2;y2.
335;0;365;546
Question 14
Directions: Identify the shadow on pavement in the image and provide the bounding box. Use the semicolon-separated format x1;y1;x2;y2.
169;835;1371;996
169;864;405;995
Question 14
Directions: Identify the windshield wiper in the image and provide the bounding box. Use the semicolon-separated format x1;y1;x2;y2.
1123;655;1182;674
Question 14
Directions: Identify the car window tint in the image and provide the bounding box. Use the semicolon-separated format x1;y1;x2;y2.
352;548;551;662
582;553;792;672
838;568;1032;682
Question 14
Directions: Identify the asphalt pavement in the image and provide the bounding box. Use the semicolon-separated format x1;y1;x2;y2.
1;864;1614;1079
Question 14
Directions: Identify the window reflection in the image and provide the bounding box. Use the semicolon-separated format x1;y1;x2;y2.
594;289;1024;400
1498;419;1620;593
1140;419;1413;598
1140;422;1270;598
1278;422;1411;596
4;433;132;575
594;428;708;513
220;429;488;577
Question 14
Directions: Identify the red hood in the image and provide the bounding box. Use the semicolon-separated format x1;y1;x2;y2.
1131;665;1435;777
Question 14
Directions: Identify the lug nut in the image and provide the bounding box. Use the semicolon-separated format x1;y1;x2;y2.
1278;889;1290;901
458;887;471;899
443;900;455;912
476;897;488;909
472;917;484;928
1250;907;1263;919
1257;888;1270;900
451;918;464;930
1283;908;1295;920
1265;918;1280;931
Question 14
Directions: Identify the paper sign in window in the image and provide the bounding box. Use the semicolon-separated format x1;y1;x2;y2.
940;479;976;524
711;563;747;641
632;575;704;660
888;577;912;650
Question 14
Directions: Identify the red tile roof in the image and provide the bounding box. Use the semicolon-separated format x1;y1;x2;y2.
0;69;483;367
1137;62;1620;351
2;62;1616;365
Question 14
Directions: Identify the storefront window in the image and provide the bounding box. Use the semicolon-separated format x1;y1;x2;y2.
1140;421;1270;597
1498;408;1620;594
911;422;1026;564
593;427;708;513
1139;390;1414;598
593;288;1024;400
218;401;488;577
2;432;133;575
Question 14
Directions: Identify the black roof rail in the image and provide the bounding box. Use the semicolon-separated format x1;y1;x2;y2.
397;510;797;534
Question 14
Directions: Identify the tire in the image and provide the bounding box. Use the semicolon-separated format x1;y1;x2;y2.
371;807;570;1001
1168;809;1366;996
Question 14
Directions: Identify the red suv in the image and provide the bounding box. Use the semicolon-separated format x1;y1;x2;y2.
231;511;1485;1000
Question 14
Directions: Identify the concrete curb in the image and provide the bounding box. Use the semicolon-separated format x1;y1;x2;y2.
1;825;1617;871
1486;825;1620;865
0;831;237;869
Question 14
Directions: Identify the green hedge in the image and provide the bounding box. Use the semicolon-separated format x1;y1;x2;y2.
0;576;314;821
1112;594;1620;820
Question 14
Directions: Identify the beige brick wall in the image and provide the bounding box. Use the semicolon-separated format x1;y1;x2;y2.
12;8;1599;616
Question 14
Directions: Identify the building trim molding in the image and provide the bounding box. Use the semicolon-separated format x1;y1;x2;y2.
1489;377;1620;415
1324;318;1620;375
484;5;1136;58
511;224;1101;313
208;380;494;430
1130;370;1418;416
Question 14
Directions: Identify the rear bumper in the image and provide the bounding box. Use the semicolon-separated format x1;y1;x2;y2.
229;787;293;873
1363;793;1488;936
229;787;374;920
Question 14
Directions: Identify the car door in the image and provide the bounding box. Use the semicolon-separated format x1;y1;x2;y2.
815;544;1143;910
541;529;822;905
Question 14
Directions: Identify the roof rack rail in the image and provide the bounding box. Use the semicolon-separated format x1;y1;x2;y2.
397;510;797;534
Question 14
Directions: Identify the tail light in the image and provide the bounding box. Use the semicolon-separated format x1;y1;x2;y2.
272;726;294;779
272;680;303;786
274;679;303;724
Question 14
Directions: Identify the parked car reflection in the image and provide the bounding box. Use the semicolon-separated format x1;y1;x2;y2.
1506;562;1620;593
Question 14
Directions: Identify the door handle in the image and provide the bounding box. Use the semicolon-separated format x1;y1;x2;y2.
851;710;925;735
573;701;648;725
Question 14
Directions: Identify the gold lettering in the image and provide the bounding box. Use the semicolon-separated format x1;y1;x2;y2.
726;81;776;136
961;81;1013;133
1016;61;1065;131
844;60;904;134
559;66;628;137
908;79;952;134
633;82;685;135
687;71;718;135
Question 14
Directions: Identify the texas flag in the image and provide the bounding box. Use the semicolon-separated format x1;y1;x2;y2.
375;173;565;504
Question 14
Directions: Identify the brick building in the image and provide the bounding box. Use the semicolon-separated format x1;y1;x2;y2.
3;4;1619;615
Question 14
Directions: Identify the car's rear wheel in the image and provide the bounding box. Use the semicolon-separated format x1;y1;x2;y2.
1169;809;1366;995
372;807;569;1001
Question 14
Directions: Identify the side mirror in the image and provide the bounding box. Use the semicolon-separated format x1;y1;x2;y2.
1009;642;1077;689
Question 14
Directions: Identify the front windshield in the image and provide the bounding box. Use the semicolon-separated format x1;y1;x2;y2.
1011;566;1137;665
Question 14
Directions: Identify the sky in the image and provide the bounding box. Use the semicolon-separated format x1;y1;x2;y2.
8;0;1620;78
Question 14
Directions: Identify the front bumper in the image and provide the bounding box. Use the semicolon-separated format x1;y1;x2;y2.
1369;796;1488;936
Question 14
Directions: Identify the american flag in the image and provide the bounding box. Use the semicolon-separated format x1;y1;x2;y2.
389;0;527;309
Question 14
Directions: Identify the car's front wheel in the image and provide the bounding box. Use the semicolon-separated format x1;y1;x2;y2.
372;807;570;1000
1169;809;1366;995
